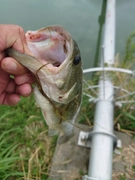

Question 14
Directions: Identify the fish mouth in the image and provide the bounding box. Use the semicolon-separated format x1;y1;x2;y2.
25;26;72;71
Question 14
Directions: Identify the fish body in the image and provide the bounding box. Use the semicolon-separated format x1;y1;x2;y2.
7;25;82;144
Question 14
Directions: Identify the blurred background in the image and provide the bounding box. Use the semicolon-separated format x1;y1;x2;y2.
1;0;135;69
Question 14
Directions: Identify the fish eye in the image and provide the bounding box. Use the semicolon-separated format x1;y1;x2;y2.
73;55;81;65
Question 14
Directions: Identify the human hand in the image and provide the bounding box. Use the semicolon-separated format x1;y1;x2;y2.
0;24;34;105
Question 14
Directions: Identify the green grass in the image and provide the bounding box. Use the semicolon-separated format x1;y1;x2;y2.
0;95;57;180
119;175;126;180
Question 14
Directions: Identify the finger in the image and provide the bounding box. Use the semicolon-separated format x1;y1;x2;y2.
0;24;31;54
0;92;20;106
5;78;16;93
0;68;10;94
7;94;20;105
0;51;5;61
1;57;27;75
12;25;29;53
15;73;34;85
16;83;33;97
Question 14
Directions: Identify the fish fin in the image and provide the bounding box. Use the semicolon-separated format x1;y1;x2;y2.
48;128;59;136
58;83;77;103
57;130;74;144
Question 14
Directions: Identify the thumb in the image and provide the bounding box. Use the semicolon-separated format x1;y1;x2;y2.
0;24;31;54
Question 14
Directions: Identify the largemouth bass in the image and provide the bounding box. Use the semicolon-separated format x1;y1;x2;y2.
6;25;82;144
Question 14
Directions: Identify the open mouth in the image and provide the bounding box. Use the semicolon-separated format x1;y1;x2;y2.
25;28;70;68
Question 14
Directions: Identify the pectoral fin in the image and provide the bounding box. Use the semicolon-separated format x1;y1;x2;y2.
58;83;77;103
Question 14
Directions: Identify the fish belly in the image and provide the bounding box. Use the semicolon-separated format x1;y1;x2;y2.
33;86;74;144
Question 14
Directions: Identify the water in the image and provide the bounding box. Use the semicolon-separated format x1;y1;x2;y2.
1;0;135;69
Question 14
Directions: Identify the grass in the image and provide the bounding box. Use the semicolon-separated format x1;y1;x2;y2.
0;95;57;180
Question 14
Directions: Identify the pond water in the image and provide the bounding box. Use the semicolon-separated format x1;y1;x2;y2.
1;0;135;69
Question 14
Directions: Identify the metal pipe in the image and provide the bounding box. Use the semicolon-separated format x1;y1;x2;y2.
86;0;116;179
83;67;134;75
88;79;114;180
103;0;116;65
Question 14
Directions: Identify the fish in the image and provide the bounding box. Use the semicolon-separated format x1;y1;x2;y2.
6;25;82;144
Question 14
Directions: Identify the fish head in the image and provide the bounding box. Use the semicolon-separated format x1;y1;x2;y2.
25;25;82;104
